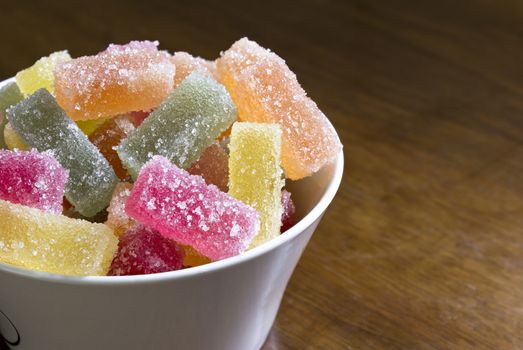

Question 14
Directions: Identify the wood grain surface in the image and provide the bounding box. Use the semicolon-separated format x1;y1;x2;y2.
1;1;522;349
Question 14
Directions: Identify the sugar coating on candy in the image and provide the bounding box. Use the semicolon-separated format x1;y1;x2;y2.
106;182;137;236
89;116;136;179
228;122;284;248
117;72;237;179
0;82;24;149
171;52;216;88
216;37;342;180
125;156;259;260
188;142;229;192
108;225;184;276
16;51;71;96
0;149;68;213
54;41;175;120
0;199;117;276
7;89;118;217
281;189;296;233
182;245;211;267
4;123;28;150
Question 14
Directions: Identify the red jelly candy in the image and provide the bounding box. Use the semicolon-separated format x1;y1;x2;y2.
108;225;184;276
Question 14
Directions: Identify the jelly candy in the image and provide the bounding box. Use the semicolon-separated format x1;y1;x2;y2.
117;72;236;179
281;189;296;233
0;199;117;276
0;82;24;149
182;245;211;267
89;116;136;179
125;156;259;260
76;116;111;136
106;182;137;236
4;122;28;150
16;50;71;96
228;122;283;248
171;51;216;88
217;38;342;179
188;142;229;192
54;41;175;120
108;225;184;276
0;149;68;213
7;89;118;217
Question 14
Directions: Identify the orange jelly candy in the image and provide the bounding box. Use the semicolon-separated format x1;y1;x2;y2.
216;38;342;180
54;41;175;121
106;182;137;236
182;245;211;267
89;116;135;180
171;52;217;88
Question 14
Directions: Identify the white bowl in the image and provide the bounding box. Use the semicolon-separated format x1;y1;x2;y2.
0;79;344;350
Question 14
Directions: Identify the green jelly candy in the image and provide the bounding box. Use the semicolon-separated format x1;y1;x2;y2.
7;89;118;217
117;73;237;179
0;82;24;149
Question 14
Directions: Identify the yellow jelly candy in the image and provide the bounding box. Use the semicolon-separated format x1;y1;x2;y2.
228;122;284;248
16;50;71;96
76;116;111;136
4;122;28;150
0;199;118;276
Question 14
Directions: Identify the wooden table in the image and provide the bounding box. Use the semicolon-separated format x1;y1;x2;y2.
1;1;522;349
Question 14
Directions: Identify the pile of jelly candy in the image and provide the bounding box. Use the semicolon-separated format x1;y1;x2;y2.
0;38;342;276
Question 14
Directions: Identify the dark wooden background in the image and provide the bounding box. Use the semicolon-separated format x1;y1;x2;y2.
1;0;523;349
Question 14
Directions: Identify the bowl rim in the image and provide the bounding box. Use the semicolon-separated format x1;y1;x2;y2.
0;78;344;285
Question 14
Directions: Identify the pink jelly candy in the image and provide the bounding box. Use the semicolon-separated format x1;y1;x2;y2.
108;225;184;276
281;189;296;233
125;156;260;261
0;149;68;213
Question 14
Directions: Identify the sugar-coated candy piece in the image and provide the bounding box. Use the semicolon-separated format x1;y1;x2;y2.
89;116;136;179
16;51;71;96
228;122;284;248
108;225;184;276
188;142;229;192
217;38;342;180
0;82;24;149
281;189;296;233
0;149;68;213
76;116;110;136
0;199;117;276
4;122;28;150
171;52;216;88
182;245;211;267
54;41;175;120
106;182;137;236
125;156;259;260
7;89;118;217
117;73;237;179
